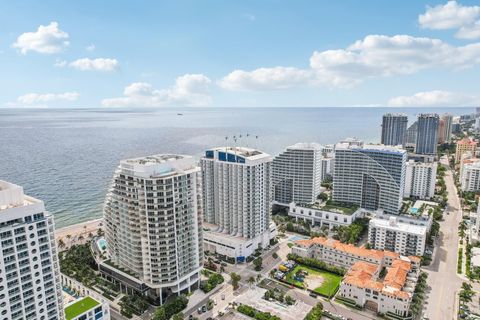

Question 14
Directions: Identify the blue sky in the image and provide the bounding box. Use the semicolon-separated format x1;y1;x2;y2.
1;0;480;108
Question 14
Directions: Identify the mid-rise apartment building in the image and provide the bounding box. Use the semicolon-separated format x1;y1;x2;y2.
455;137;477;164
460;160;480;192
368;213;431;256
102;155;203;304
403;160;437;200
201;147;276;261
333;143;407;215
272;143;324;205
0;181;64;320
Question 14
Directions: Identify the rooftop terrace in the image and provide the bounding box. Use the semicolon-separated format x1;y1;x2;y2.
302;200;360;215
64;296;100;320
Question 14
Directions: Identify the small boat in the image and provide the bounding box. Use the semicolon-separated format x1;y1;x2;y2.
177;113;183;116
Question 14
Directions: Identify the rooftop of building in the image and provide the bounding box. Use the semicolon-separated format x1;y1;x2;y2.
123;154;188;165
369;215;428;235
418;113;439;118
0;180;40;211
298;200;360;215
286;142;324;151
335;142;406;155
294;236;394;261
457;137;477;146
119;154;197;178
383;113;407;117
208;146;270;160
64;296;100;320
343;259;413;299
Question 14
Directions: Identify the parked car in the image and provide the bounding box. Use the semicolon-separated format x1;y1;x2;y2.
309;292;317;298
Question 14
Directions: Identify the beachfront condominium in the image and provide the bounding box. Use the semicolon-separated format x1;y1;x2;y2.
102;155;203;304
200;146;276;262
333;143;407;215
415;113;439;155
272;143;324;205
0;181;64;320
381;113;408;147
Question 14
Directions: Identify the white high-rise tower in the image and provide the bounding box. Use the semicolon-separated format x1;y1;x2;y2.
201;147;276;261
0;181;64;320
102;154;203;304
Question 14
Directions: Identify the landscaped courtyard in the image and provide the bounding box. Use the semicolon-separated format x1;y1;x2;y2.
284;264;342;297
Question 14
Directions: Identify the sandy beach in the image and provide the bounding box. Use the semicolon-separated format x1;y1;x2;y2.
55;218;104;247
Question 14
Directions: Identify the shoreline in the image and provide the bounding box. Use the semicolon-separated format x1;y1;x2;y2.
54;217;104;242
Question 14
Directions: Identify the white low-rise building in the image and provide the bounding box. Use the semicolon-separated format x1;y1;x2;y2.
403;160;437;200
288;202;365;230
368;212;432;256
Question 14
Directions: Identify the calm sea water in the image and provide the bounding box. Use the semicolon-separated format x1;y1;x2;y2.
0;107;472;228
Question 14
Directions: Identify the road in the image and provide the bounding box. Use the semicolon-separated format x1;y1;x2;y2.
422;156;463;320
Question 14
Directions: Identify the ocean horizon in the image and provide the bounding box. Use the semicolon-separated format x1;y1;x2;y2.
0;106;473;228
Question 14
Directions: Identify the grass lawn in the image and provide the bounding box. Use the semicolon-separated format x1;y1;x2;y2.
65;296;100;320
284;265;342;297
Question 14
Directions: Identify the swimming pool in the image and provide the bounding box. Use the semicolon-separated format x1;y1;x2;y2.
410;208;419;214
289;235;309;241
97;238;107;251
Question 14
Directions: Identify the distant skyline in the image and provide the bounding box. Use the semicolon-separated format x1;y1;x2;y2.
2;0;480;108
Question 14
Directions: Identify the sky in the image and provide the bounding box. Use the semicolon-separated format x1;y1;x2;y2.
1;0;480;108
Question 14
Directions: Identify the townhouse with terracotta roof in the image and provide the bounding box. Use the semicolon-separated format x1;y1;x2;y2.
292;237;420;318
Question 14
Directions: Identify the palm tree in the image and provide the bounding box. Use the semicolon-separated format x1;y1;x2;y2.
78;235;84;242
88;232;94;239
247;276;255;288
230;272;241;290
58;238;65;250
256;274;262;283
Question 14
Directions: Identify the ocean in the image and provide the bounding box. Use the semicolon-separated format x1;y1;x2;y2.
0;106;472;228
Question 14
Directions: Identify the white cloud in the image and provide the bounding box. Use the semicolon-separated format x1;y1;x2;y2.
86;43;95;52
12;22;69;54
387;90;477;107
68;58;119;72
220;34;480;91
219;67;313;91
457;21;480;39
419;1;480;39
102;74;212;107
6;92;79;107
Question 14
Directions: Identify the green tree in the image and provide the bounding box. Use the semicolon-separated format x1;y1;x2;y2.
304;303;323;320
247;276;255;287
230;272;241;290
57;238;65;250
172;313;184;320
253;257;263;271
